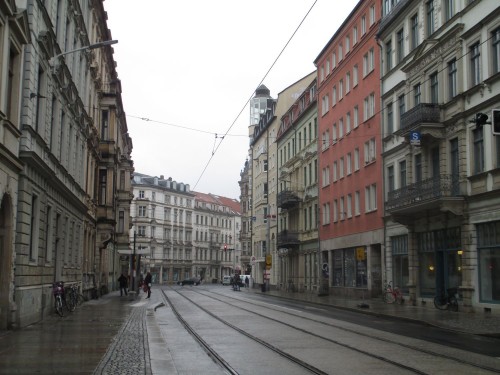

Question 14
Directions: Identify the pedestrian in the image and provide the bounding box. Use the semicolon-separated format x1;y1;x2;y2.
144;272;152;299
118;273;128;296
245;276;249;288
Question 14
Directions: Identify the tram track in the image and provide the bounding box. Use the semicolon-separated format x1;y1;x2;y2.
166;286;500;374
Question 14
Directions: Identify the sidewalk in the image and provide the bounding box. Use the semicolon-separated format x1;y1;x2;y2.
1;286;499;375
250;287;500;337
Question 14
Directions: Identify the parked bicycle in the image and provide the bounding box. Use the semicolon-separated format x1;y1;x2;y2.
382;281;404;304
66;284;86;311
52;281;66;317
434;287;459;311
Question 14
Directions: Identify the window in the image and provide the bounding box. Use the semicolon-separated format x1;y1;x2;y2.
29;194;39;261
340;157;344;178
399;94;406;121
387;102;394;135
365;184;377;212
322;131;329;151
347;153;352;175
338;44;343;61
345;35;350;53
411;14;419;50
346;72;350;93
332;123;337;143
332;86;337;106
397;28;404;63
414;83;421;106
139;190;145;199
492;28;500;74
139;205;147;217
364;93;375;120
387;165;395;192
138;226;146;236
326;60;330;75
333;161;338;182
101;110;109;140
386;40;392;71
322;167;330;186
399;160;407;187
364;138;376;163
354;148;360;171
320;66;324;81
340;197;345;220
448;58;457;99
346;112;351;133
339;79;344;99
473;127;484;174
353;65;358;86
430;72;438;103
354;106;359;128
426;0;434;36
470;42;481;86
322;94;329;115
339;118;344;138
333;200;338;222
444;0;454;21
355;191;360;216
370;5;375;25
347;194;352;218
322;203;330;224
414;154;422;182
353;26;358;44
332;52;336;69
361;16;366;35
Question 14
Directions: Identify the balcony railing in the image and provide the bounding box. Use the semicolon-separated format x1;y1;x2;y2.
399;103;440;133
386;175;460;211
277;189;301;209
277;230;300;247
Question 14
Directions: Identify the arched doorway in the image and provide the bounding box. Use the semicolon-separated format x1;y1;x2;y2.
0;194;14;329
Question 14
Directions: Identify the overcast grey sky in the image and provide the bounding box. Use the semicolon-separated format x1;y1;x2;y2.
104;0;359;199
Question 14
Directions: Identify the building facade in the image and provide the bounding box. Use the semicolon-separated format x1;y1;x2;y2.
129;174;241;284
276;77;319;293
0;0;30;329
315;0;384;298
378;0;500;312
7;0;132;328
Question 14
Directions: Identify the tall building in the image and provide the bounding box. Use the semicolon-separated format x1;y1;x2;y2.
276;77;319;292
0;1;30;330
238;159;252;276
315;0;384;298
4;0;132;329
378;0;500;312
250;74;316;289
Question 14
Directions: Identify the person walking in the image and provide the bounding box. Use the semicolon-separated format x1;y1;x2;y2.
118;273;128;296
144;272;152;299
245;276;249;288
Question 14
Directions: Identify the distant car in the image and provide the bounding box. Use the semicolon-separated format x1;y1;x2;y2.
177;277;201;286
222;276;232;285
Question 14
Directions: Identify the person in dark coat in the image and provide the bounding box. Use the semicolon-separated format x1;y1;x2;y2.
144;272;152;299
118;273;128;296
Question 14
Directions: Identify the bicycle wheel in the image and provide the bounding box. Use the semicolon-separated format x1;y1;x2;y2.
77;293;86;305
433;295;448;310
55;297;64;317
66;295;75;312
384;291;396;304
449;295;458;312
395;289;404;305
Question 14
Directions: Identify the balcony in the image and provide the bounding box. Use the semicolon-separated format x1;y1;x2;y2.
277;189;301;209
396;103;443;138
386;175;464;220
277;230;300;248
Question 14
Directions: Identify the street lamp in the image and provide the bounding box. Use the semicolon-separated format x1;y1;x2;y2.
49;39;118;68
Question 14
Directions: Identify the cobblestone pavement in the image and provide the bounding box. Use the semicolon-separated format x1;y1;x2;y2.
93;298;151;375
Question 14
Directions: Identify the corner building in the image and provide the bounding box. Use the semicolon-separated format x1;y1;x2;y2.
378;0;500;313
315;0;384;298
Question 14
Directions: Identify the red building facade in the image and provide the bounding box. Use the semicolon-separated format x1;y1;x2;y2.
315;0;383;298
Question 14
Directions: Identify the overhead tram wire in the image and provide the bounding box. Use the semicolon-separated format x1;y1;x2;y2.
192;0;319;190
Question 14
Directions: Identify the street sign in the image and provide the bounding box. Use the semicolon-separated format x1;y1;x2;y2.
409;131;421;146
